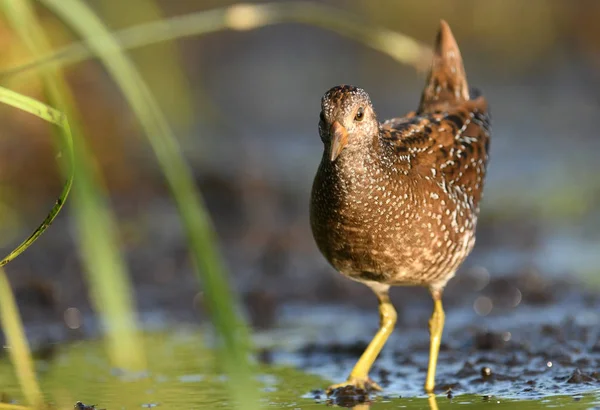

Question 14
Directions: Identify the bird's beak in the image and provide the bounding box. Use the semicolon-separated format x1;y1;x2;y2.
330;121;348;161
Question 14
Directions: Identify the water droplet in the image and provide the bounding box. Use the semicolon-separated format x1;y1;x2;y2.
473;296;493;316
64;307;82;329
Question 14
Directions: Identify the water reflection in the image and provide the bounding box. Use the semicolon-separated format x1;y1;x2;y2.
340;394;439;409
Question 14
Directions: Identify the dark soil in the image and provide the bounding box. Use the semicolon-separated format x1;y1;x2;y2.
254;268;600;405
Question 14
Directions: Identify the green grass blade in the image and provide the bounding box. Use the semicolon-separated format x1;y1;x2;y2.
0;86;73;267
2;0;146;371
0;64;74;410
70;140;147;371
0;2;431;80
0;268;43;408
36;0;258;406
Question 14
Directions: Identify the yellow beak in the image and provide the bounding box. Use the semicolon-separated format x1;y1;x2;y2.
330;121;348;161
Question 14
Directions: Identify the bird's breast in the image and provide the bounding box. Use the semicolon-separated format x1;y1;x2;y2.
310;158;477;286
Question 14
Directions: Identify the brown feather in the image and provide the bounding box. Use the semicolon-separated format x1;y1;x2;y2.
310;21;490;292
418;20;470;113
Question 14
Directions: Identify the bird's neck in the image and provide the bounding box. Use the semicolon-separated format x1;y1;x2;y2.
331;133;412;180
323;134;411;194
329;134;378;176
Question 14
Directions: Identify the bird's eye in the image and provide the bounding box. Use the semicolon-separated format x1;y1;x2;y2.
355;107;365;121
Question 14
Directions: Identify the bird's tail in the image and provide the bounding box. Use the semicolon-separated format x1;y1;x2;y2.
417;20;470;113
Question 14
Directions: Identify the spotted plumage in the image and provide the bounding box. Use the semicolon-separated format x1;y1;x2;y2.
311;27;489;291
310;20;491;394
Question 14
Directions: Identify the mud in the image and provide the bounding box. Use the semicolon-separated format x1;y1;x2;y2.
253;269;600;404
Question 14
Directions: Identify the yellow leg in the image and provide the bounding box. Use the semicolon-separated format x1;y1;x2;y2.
326;285;397;394
428;393;440;410
425;289;445;393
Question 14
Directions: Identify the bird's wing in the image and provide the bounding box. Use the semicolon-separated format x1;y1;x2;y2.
381;97;490;206
379;19;490;207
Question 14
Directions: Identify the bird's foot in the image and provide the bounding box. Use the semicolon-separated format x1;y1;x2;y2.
326;377;382;396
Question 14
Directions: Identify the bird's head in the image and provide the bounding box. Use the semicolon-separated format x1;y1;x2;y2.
319;85;378;161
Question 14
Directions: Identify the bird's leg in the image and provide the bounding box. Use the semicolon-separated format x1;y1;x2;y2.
327;284;396;394
425;288;445;393
428;393;440;410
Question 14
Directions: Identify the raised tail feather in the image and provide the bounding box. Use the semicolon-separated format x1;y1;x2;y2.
418;20;470;113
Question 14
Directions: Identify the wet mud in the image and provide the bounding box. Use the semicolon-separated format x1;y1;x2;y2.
255;269;600;405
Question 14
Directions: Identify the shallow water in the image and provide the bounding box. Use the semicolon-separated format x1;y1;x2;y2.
0;321;599;409
0;329;320;409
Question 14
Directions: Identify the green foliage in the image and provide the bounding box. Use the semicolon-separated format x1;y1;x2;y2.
0;269;43;408
2;0;147;374
37;0;260;406
0;81;74;410
0;86;73;268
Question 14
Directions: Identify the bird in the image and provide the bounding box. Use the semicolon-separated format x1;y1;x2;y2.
310;20;490;394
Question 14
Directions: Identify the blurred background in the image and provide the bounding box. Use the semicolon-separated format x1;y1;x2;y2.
0;0;599;336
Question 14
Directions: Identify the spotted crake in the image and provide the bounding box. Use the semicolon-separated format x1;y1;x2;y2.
310;20;490;394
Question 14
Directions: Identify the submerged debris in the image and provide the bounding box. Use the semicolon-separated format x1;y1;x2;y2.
480;366;492;378
566;368;597;384
74;402;104;410
327;385;371;408
310;389;325;401
474;331;507;350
